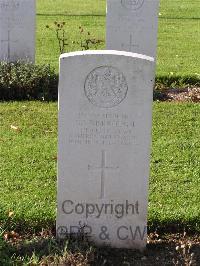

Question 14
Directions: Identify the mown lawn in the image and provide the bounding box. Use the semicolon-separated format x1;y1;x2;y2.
0;101;200;264
0;1;200;264
0;102;199;233
36;0;200;77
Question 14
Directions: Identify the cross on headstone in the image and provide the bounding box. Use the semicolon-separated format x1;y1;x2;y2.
1;30;18;61
121;34;139;52
88;150;119;199
57;51;155;249
107;0;159;58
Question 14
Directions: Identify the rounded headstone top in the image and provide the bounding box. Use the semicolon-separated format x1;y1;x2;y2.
60;50;154;62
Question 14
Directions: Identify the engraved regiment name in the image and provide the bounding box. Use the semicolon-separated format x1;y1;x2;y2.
69;112;135;146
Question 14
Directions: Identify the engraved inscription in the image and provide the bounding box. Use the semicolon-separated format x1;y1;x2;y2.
69;112;135;146
84;66;128;108
88;150;119;199
121;0;144;10
0;0;20;10
0;16;25;29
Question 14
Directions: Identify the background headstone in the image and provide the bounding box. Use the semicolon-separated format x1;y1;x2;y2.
106;0;160;58
57;50;155;249
0;0;35;62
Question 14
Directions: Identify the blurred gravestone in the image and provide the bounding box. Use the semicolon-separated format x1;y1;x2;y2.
106;0;160;58
0;0;35;62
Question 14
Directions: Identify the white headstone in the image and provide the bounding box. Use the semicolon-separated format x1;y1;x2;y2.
0;0;35;62
106;0;159;58
57;50;154;250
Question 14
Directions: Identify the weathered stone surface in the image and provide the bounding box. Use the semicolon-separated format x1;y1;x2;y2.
57;50;155;249
0;0;35;62
106;0;159;58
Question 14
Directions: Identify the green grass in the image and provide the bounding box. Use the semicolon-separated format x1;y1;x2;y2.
0;101;199;263
150;102;200;231
0;102;57;231
0;1;200;263
0;102;199;233
36;0;200;77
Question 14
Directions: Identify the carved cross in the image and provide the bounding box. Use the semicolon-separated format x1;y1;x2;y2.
88;150;119;199
121;34;139;52
1;30;18;61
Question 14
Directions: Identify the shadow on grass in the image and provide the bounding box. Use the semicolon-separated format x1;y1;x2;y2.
148;219;200;235
37;13;200;20
1;214;200;237
94;240;200;266
0;230;92;265
0;238;15;265
37;13;105;17
1;231;200;265
1;214;200;264
159;16;200;20
0;216;56;235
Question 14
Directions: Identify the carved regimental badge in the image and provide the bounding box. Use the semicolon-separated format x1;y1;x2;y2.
121;0;144;10
84;66;128;108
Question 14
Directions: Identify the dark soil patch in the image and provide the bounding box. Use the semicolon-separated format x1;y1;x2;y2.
154;87;200;103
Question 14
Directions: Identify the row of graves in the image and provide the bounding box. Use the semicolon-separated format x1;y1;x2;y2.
0;0;160;249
